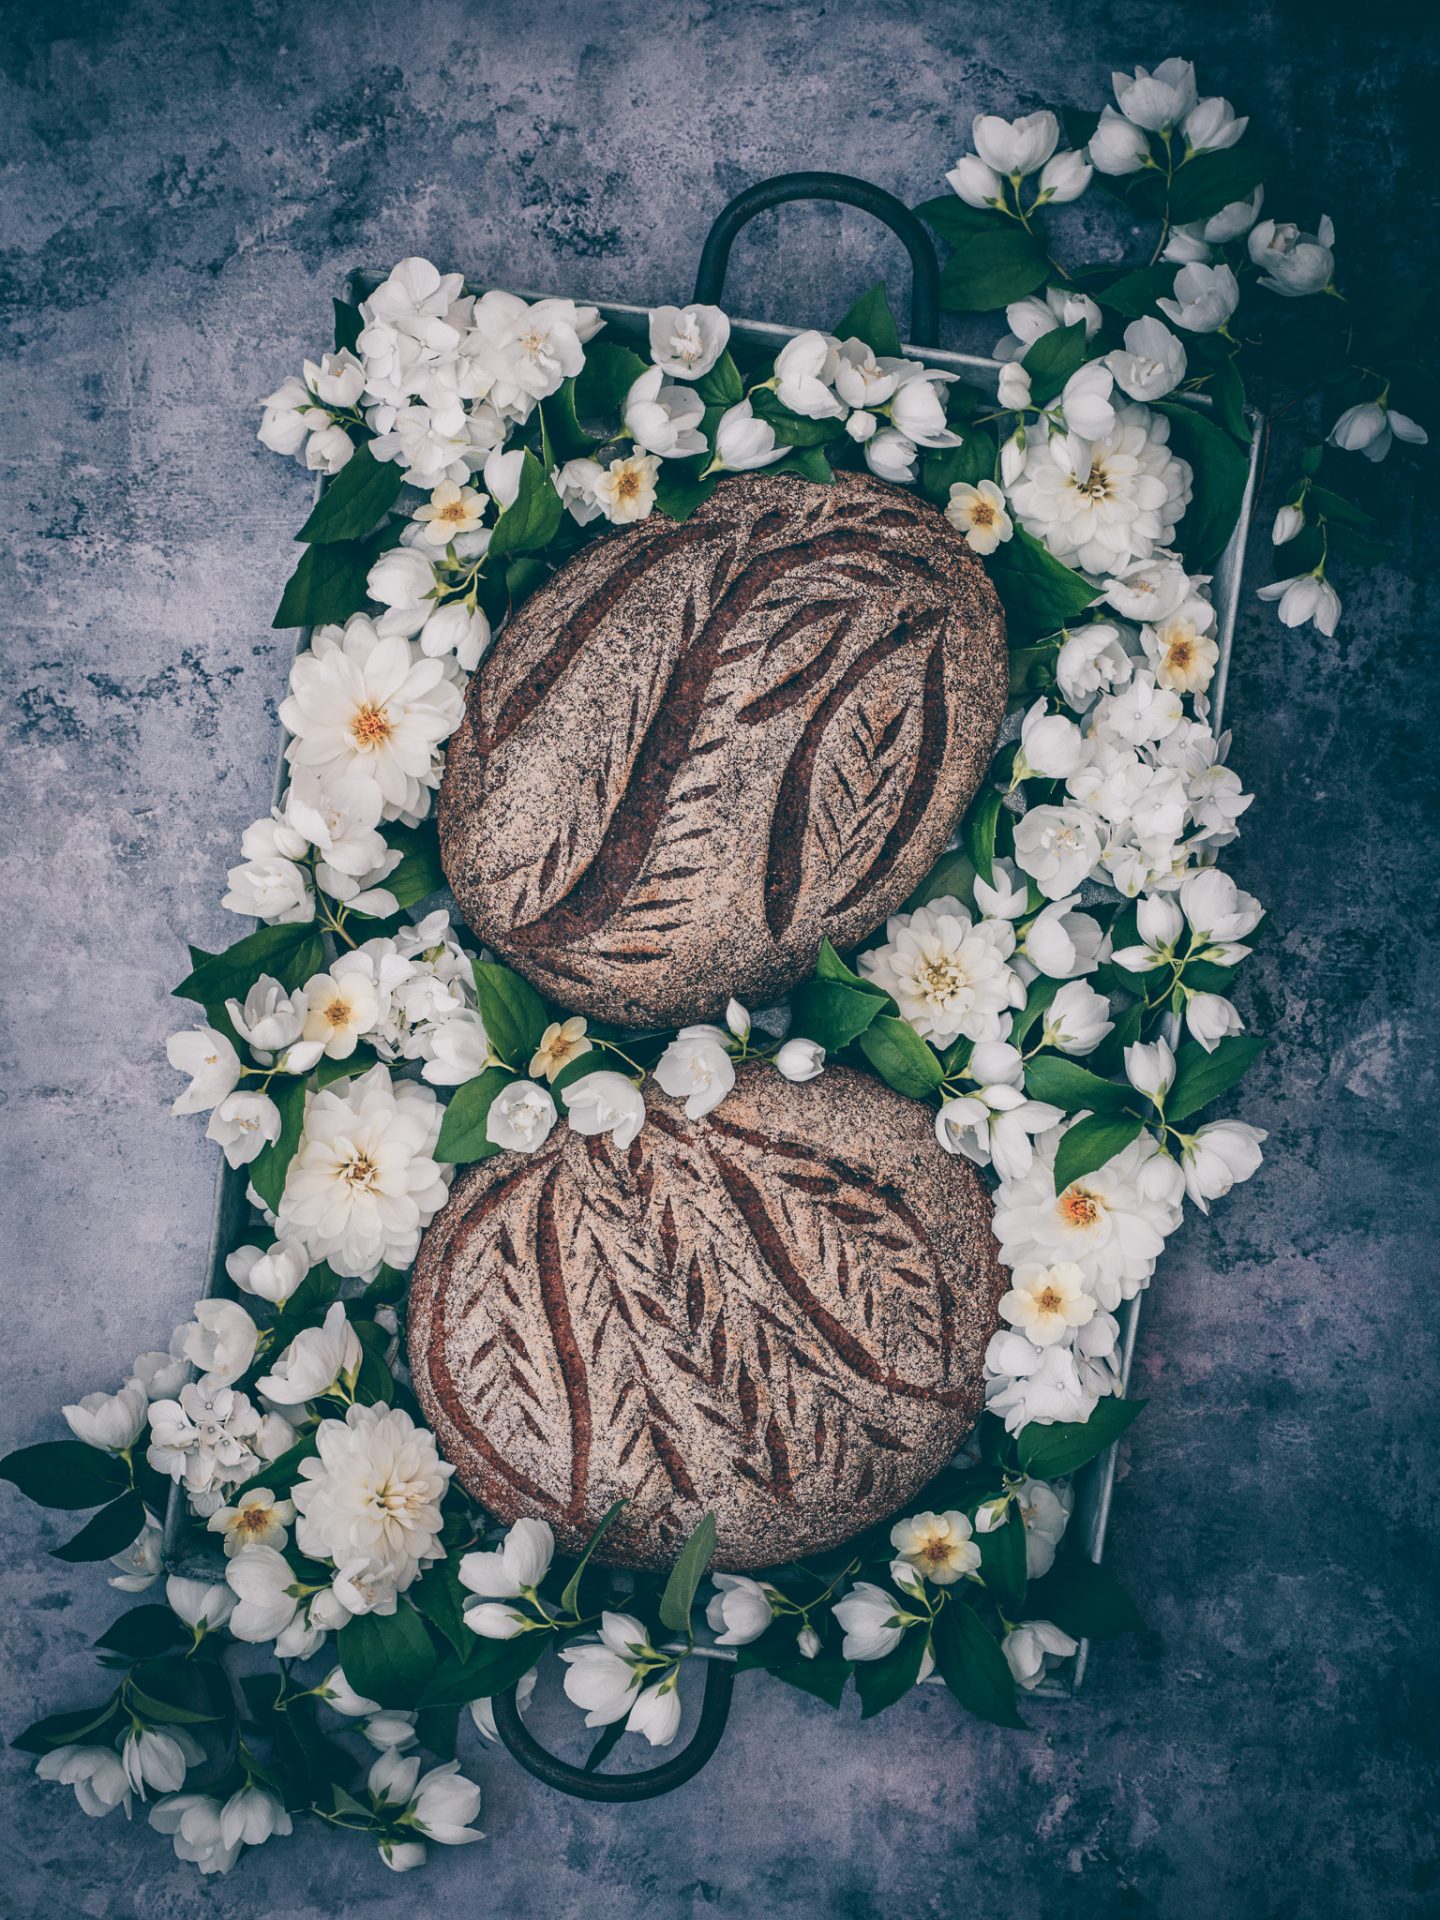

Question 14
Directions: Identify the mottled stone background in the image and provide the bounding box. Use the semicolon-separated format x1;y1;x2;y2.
2;1;1436;1913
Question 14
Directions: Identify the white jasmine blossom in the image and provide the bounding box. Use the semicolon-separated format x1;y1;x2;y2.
559;1611;651;1725
1184;988;1244;1051
593;451;660;523
1087;106;1150;175
985;1332;1094;1430
889;367;962;447
147;1380;262;1513
1248;216;1335;298
935;1086;1064;1183
1179;1119;1267;1210
1059;362;1116;441
833;338;907;410
459;1517;554;1608
254;1300;363;1406
1183;95;1247;153
1015;1477;1072;1578
109;1512;164;1592
167;1027;242;1116
485;1078;558;1152
706;1574;776;1645
180;1299;259;1387
37;1745;134;1820
945;479;1013;554
1038;148;1092;203
1255;570;1340;635
863;428;918;483
206;1488;295;1558
1107;317;1187;402
1007;405;1192;575
1040;980;1113;1055
711;400;785;472
1057;622;1133;710
206;1091;282;1169
655;1025;736;1119
774;1037;825;1082
832;1581;915;1661
63;1380;148;1451
1157;262;1240;334
972;110;1059;176
1016;697;1090;781
1111;58;1197;131
226;1237;311;1306
648;303;730;380
1013;805;1103;899
859;897;1021;1048
946;153;1005;209
292;1402;451;1589
412;479;488;546
121;1724;206;1797
890;1509;980;1585
774;331;845;420
624;367;707;457
562;1071;646;1149
999;1259;1097;1345
1328;400;1427;463
1003;1619;1078;1688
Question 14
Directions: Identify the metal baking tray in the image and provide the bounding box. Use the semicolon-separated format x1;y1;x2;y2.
163;264;1261;1708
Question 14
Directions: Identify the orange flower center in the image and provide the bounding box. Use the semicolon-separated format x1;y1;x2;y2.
350;702;392;747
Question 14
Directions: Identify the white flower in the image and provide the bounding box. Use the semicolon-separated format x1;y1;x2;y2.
318;1668;382;1717
1184;95;1247;152
1104;557;1194;624
863;428;918;483
711;399;785;472
302;965;380;1061
480;1077;556;1153
775;1037;825;1082
1057;623;1132;710
418;1010;491;1088
293;1403;451;1589
122;1724;205;1797
254;1300;363;1406
1007;404;1191;575
167;1027;241;1116
224;976;306;1063
406;1760;483;1845
459;1517;555;1610
1040;981;1113;1056
1038;148;1092;203
797;1626;822;1659
131;1337;189;1403
206;1488;295;1559
1180;867;1264;951
945;479;1012;555
890;1509;980;1586
304;424;355;475
1255;570;1340;635
462;1600;531;1641
147;1380;261;1511
706;1574;775;1645
1125;1035;1177;1105
833;339;906;410
946;154;1005;208
1013;805;1102;899
1059;362;1116;441
995;288;1103;364
559;1611;651;1725
1272;503;1304;545
725;998;751;1043
985;1334;1094;1430
562;1070;645;1149
1004;1619;1078;1688
109;1512;164;1592
205;1091;282;1169
1143;600;1220;695
889;367;962;447
180;1299;259;1387
1184;989;1244;1052
226;1237;310;1306
37;1745;133;1820
417;600;489;680
258;375;318;458
221;816;314;924
527;1015;592;1083
1017;697;1089;780
1112;57;1197;131
219;1784;292;1851
1329;400;1427;463
1087;105;1150;175
1106;317;1187;402
648;303;730;380
286;768;396;907
774;331;844;419
999;1259;1097;1345
379;1840;429;1873
1248;216;1335;297
279;614;464;824
593;451;660;523
367;547;438;626
655;1025;736;1119
1179;1119;1267;1211
997;362;1032;410
972;110;1059;176
1157;262;1240;334
973;858;1029;922
63;1380;148;1451
276;1067;447;1279
482;447;527;510
624;366;707;457
1015;1477;1072;1578
859;897;1020;1049
149;1792;241;1873
1021;896;1104;980
469;290;600;410
935;1087;1063;1184
846;409;878;442
832;1581;913;1661
1090;670;1183;748
627;1672;683;1748
412;479;488;547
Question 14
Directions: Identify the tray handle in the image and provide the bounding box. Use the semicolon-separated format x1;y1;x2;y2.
489;1659;735;1802
692;171;941;347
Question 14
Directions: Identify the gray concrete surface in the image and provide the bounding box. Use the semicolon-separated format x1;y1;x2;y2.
2;1;1436;1913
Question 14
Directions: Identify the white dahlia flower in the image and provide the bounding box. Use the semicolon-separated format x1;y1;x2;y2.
292;1403;452;1590
275;1065;447;1280
857;896;1022;1049
1006;404;1192;576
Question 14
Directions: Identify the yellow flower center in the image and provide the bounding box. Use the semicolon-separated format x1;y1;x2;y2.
922;1538;952;1565
323;998;354;1029
970;499;996;528
341;1151;379;1190
1060;1187;1102;1228
614;468;644;501
238;1506;271;1535
1036;1285;1066;1314
350;702;392;747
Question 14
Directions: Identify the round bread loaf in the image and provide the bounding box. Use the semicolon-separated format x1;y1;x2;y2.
439;470;1006;1028
408;1064;1006;1570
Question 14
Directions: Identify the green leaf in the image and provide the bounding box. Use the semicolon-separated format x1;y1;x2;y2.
1095;265;1179;321
273;537;376;629
771;1652;853;1708
921;432;998;505
472;960;550;1069
659;1511;718;1634
855;1623;929;1720
0;1441;130;1511
1016;1396;1147;1480
1168;148;1271;226
560;1500;626;1616
295;443;402;545
128;1659;223;1724
1024;1053;1136;1117
51;1490;146;1563
913;195;1008;247
247;1071;308;1214
905;847;977;912
583;1718;628;1773
418;1632;546;1707
856;1016;945;1099
1154;402;1251;570
174;923;322;1007
415;1703;460;1763
1051;1113;1147;1192
1021;321;1088;407
540;378;599;464
788;978;888;1053
773;444;836;484
435;1065;512;1165
932;1599;1025;1728
939;226;1050;312
815;938;889;996
235;1432;319;1497
655;462;719;522
1009;974;1062;1051
834;280;903;356
95;1605;189;1662
695;350;744;408
1209;354;1250;444
750;388;847;449
1029;1552;1146;1640
487;449;564;560
977;1506;1028;1616
574;340;650;429
372;818;444;911
984;526;1098;641
962;784;1003;886
1165;1034;1266;1124
411;1559;473;1660
11;1696;122;1756
333;298;363;355
313;1046;377;1088
338;1602;440;1711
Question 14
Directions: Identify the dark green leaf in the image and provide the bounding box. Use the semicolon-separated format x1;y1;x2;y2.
655;462;719;522
313;1046;377;1088
659;1511;718;1634
52;1490;146;1563
1022;321;1088;407
1009;637;1062;700
0;1441;130;1511
1165;1034;1266;1124
1095;265;1179;322
338;1603;440;1711
584;1717;628;1773
815;938;890;997
235;1432;319;1497
174;923;322;1007
411;1559;473;1660
1168;148;1271;226
939;227;1050;312
962;784;1003;886
574;340;650;428
379;819;444;911
275;1261;342;1329
273;537;376;629
248;1071;308;1214
921;432;998;505
11;1695;122;1755
834;280;903;356
540;378;599;464
560;1500;626;1615
487;450;564;560
1016;1396;1147;1480
1209;354;1250;444
913;195;1008;247
128;1658;223;1724
985;526;1098;641
418;1631;546;1707
771;1652;853;1708
932;1598;1025;1728
773;444;836;483
333;298;363;355
856;1016;945;1098
435;1065;513;1165
1089;998;1143;1078
695;350;744;409
1024;1053;1136;1117
1028;1551;1146;1638
751;388;847;449
471;960;550;1069
1009;974;1062;1051
905;848;977;912
788;978;888;1052
1155;401;1252;570
295;443;402;544
1051;1113;1147;1192
977;1506;1028;1615
415;1703;460;1763
96;1605;189;1661
855;1623;929;1720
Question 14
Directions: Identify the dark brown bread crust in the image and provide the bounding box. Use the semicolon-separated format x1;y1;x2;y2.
439;471;1007;1028
408;1064;1007;1571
